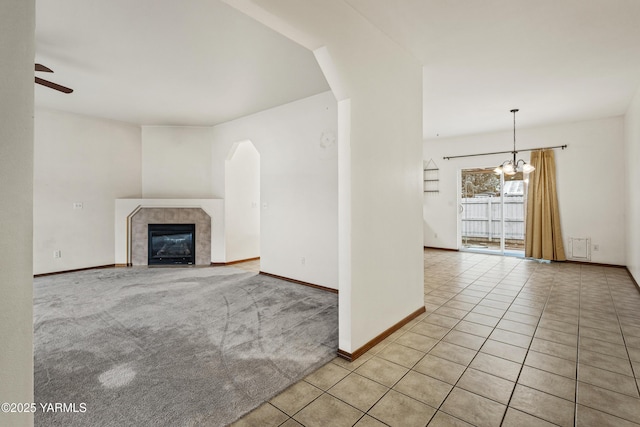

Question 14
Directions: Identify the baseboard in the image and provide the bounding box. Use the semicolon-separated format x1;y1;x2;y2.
337;306;426;362
210;257;260;267
423;247;631;271
627;267;640;292
424;246;458;252
564;260;627;268
259;271;338;294
34;264;116;278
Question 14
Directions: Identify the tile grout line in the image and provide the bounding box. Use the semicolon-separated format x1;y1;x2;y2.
584;271;639;400
392;253;520;424
402;259;581;425
573;266;640;424
574;263;584;427
423;256;535;424
495;259;559;426
430;257;515;416
432;255;640;425
237;254;638;426
603;267;640;399
423;253;511;424
434;255;604;424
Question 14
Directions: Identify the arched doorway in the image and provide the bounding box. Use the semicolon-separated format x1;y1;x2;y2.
224;140;260;263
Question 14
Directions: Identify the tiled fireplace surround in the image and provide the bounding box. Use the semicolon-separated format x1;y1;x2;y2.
130;207;211;266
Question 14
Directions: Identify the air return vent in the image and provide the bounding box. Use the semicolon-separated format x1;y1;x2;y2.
568;237;591;261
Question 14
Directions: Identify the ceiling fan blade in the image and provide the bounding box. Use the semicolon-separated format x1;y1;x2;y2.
35;77;73;94
35;63;54;73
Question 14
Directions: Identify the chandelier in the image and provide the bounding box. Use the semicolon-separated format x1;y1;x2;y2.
494;109;535;175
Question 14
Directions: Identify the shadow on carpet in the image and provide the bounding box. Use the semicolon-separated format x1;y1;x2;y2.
34;266;338;426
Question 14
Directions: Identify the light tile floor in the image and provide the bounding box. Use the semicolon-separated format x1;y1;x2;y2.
233;249;640;426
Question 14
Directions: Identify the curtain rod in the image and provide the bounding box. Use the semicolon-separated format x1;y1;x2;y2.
443;144;567;160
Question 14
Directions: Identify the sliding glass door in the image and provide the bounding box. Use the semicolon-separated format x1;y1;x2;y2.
460;168;525;255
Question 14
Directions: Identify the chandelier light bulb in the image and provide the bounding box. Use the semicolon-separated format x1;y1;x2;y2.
502;162;515;174
495;109;535;176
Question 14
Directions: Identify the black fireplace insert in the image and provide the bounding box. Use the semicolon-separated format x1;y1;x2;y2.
148;224;195;265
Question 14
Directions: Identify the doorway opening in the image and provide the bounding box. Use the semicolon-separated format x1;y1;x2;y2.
224;140;260;263
459;168;526;256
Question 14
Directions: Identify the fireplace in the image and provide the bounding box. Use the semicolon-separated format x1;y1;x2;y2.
128;207;211;266
148;224;196;265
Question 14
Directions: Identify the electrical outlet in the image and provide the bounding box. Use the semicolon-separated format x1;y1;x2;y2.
53;250;61;258
301;257;306;265
434;233;438;239
593;244;600;251
73;202;83;209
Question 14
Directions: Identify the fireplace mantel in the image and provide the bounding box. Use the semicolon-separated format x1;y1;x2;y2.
115;199;225;266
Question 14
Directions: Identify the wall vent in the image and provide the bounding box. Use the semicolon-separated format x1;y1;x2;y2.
568;237;591;261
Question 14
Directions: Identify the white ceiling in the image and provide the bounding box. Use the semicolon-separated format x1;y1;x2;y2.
346;0;640;138
34;0;330;126
36;1;640;138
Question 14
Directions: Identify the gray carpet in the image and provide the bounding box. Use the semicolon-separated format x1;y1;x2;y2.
34;266;338;426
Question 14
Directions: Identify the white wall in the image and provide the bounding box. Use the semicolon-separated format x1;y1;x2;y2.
138;92;337;286
223;0;425;354
625;88;640;283
0;0;34;424
424;116;626;266
142;126;213;198
34;110;142;275
225;140;260;262
212;92;339;288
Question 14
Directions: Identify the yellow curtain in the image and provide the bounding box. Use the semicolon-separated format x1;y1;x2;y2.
525;150;566;261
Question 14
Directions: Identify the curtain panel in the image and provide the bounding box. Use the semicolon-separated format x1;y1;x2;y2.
525;150;566;261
